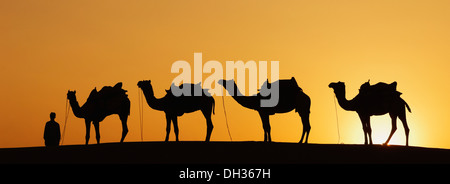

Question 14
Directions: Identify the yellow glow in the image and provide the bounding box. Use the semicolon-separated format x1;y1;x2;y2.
1;0;450;149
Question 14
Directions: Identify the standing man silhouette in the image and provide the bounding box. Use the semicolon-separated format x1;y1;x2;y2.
44;112;61;147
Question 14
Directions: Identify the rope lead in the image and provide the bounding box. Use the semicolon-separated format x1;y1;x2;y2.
222;95;232;141
61;98;71;145
333;94;341;144
138;88;144;142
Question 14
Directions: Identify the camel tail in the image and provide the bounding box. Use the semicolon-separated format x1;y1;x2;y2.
212;98;215;115
126;98;131;116
403;99;411;113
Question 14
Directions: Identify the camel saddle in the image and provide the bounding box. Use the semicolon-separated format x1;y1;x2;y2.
258;77;303;92
87;82;128;102
359;80;402;97
167;82;212;97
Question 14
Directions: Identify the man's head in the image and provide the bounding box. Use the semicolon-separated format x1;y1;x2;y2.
50;112;56;121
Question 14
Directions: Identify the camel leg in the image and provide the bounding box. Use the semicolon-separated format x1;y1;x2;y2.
259;112;271;142
205;116;214;142
205;118;214;142
384;113;398;146
299;130;306;144
164;113;171;142
84;119;91;145
299;112;311;144
202;106;214;142
172;117;179;142
93;121;100;144
367;120;373;145
358;114;370;145
119;114;129;143
398;111;409;146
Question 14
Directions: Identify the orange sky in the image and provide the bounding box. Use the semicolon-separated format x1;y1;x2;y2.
1;0;450;149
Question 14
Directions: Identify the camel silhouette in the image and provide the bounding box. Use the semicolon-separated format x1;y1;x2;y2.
137;80;215;142
329;81;411;146
218;77;311;143
67;82;130;145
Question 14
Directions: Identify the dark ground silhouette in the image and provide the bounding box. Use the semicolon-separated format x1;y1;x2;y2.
137;80;215;142
329;81;411;146
67;82;130;145
1;142;450;164
218;77;311;143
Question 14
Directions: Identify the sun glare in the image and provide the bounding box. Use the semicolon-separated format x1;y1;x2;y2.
361;116;408;146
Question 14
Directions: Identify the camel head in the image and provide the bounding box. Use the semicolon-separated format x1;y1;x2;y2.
218;79;246;97
218;79;235;89
137;80;151;89
67;90;76;100
138;80;155;97
329;81;345;94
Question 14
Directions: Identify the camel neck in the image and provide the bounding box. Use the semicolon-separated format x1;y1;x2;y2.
225;82;260;110
68;97;85;118
140;85;165;111
334;88;356;111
